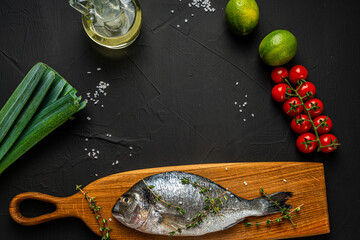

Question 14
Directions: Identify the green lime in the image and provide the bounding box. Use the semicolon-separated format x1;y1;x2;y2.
259;30;298;66
225;0;260;35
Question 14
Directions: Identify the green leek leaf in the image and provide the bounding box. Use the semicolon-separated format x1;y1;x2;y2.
0;70;55;160
0;63;46;143
0;93;86;174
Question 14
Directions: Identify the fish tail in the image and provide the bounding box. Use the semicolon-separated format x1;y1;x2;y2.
257;192;293;215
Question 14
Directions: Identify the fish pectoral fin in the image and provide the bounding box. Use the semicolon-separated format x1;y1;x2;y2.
159;213;187;231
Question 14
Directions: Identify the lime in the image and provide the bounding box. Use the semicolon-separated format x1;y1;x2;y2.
259;30;298;66
225;0;259;35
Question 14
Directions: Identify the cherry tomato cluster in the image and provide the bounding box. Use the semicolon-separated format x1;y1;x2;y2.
270;65;340;153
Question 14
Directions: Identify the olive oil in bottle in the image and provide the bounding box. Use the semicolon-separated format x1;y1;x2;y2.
70;0;142;49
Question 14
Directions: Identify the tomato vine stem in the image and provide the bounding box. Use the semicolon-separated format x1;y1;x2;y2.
283;78;339;152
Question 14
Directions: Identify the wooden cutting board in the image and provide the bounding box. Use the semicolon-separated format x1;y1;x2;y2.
9;162;329;240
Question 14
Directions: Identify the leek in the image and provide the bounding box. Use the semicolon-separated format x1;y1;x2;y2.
0;63;86;175
0;93;85;174
0;70;55;160
0;63;46;143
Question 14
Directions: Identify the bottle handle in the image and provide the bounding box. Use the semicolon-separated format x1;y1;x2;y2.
69;0;91;15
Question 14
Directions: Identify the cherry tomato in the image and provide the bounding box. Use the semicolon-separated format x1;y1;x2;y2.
291;114;311;134
313;116;333;134
304;98;323;117
297;82;316;100
283;97;304;117
289;65;308;84
271;67;288;84
271;84;291;102
296;133;318;153
319;134;338;153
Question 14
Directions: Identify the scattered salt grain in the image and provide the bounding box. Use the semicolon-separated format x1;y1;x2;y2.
251;113;255;117
190;0;215;12
283;179;287;183
86;116;91;121
87;71;91;74
170;10;174;13
116;160;119;164
239;109;242;112
245;94;248;98
235;82;239;85
243;118;246;122
86;148;100;159
225;167;228;171
184;19;188;23
109;218;112;222
179;201;183;205
129;146;133;150
84;148;87;151
191;13;194;17
177;24;180;28
129;153;133;157
95;174;98;177
85;138;89;141
97;67;101;71
234;101;237;105
243;181;248;186
86;81;110;107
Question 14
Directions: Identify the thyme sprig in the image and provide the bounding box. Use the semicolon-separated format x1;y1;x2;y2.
143;177;227;237
244;188;304;229
283;78;341;152
76;185;111;240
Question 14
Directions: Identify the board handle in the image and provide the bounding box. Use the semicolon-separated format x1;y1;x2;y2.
9;192;71;226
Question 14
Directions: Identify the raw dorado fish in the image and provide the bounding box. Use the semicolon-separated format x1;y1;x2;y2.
112;171;292;236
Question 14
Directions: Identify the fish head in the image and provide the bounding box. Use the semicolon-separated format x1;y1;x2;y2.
112;188;150;229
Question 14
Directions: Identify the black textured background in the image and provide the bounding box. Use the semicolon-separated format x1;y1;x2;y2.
1;0;359;239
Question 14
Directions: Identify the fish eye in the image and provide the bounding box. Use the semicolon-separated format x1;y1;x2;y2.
122;196;131;204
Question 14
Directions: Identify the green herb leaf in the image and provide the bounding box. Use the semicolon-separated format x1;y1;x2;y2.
180;178;190;184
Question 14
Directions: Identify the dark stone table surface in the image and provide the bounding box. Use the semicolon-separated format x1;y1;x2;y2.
1;0;359;239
